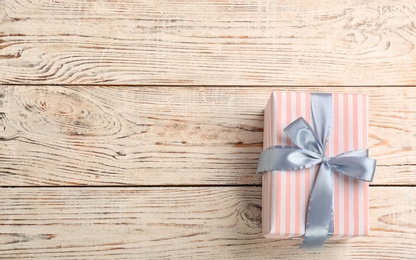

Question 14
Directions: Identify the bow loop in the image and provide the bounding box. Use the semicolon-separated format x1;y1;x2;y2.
328;156;376;182
284;117;325;155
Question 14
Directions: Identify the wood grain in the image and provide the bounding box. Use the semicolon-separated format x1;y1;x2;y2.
0;86;414;186
0;186;414;259
1;1;415;259
1;1;416;85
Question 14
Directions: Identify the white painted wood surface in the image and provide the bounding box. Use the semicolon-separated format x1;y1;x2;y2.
0;0;415;259
0;86;414;186
0;187;414;259
1;1;416;85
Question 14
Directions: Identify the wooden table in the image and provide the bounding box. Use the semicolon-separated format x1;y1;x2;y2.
1;1;415;259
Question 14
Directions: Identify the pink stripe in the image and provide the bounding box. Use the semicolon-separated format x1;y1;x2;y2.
343;95;350;237
353;94;359;149
299;92;306;235
295;92;301;236
326;94;333;238
337;94;345;238
285;94;292;235
268;171;271;234
304;93;311;237
267;95;272;234
275;92;282;235
265;99;271;234
333;93;340;237
353;181;359;236
353;94;360;236
268;100;271;234
363;95;369;235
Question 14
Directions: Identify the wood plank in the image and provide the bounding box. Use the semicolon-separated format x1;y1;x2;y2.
1;1;416;85
0;86;414;186
0;186;414;259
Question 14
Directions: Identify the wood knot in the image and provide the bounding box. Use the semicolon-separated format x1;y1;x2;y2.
238;202;262;229
18;87;124;138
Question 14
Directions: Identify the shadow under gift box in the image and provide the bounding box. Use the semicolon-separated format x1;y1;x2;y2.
262;92;369;239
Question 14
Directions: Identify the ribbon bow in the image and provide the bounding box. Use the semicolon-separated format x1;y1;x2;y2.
257;93;376;248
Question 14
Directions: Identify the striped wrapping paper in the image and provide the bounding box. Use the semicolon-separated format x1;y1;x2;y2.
262;92;369;239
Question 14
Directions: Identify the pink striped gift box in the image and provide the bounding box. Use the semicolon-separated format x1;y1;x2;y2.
262;92;369;239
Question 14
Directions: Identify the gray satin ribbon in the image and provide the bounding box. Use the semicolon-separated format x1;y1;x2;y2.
257;93;376;248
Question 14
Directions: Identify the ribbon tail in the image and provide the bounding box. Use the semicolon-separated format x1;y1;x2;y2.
302;163;334;248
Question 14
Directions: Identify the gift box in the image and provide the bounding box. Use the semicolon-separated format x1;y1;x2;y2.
261;92;372;241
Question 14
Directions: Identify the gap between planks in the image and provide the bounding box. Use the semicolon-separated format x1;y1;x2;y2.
1;184;415;188
2;84;416;87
